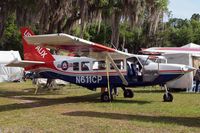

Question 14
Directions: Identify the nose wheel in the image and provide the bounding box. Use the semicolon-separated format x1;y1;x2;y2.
163;84;173;102
163;93;173;102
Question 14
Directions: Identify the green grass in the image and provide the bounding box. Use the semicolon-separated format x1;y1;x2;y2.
0;81;200;133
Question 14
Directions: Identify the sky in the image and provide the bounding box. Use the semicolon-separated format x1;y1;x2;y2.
168;0;200;19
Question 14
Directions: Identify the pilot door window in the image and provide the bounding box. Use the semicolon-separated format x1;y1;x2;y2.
81;62;90;71
73;62;79;71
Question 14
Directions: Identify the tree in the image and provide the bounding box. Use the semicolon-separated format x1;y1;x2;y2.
0;14;22;55
164;16;200;47
191;13;200;21
0;0;169;52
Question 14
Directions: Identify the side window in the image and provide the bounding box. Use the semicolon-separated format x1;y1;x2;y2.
73;62;79;71
110;60;124;70
81;62;90;71
92;61;106;70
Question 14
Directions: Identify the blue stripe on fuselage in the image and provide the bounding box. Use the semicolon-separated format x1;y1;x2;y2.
38;71;183;88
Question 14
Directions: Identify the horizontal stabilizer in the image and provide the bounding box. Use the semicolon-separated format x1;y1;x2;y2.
6;59;45;67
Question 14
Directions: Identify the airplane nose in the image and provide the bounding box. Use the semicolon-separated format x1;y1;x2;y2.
182;66;196;73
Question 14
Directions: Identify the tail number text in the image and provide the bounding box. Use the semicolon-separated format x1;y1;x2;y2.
76;76;102;84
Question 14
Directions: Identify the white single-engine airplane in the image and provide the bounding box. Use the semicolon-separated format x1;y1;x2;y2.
7;28;195;102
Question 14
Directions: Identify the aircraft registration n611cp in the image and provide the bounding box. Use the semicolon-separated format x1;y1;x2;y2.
7;27;195;102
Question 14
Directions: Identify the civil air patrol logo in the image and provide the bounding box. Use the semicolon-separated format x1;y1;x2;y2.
61;61;68;70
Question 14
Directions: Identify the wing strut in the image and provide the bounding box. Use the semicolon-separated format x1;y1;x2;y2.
106;53;128;86
106;56;111;101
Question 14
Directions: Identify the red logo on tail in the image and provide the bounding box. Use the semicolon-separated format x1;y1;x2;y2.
24;30;32;37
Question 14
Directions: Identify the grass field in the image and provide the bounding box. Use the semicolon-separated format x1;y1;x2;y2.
0;81;200;133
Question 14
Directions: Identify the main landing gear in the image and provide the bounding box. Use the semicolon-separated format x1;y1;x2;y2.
100;87;111;102
101;92;110;102
121;87;134;98
100;87;134;102
162;84;173;102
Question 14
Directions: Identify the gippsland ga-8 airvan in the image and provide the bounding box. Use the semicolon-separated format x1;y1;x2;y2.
7;27;195;102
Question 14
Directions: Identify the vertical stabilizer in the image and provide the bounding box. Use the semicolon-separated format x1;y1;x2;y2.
20;27;55;62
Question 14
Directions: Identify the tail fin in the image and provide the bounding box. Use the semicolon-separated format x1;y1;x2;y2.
20;27;55;62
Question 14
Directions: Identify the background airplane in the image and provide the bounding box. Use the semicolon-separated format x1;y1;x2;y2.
7;28;195;102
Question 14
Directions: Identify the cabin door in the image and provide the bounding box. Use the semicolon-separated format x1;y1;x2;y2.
127;57;143;81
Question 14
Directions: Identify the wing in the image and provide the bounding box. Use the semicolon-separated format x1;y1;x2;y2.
24;33;131;59
24;32;130;85
6;60;45;67
143;47;200;54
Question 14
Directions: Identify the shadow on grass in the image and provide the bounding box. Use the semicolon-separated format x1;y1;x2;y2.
134;89;200;94
0;93;98;112
0;88;36;97
134;89;164;93
0;87;72;97
0;90;152;112
112;99;151;104
63;111;200;128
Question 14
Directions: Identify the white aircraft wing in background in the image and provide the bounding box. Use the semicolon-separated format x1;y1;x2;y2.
143;47;200;54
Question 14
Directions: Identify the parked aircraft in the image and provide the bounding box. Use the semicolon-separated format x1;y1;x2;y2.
7;28;195;102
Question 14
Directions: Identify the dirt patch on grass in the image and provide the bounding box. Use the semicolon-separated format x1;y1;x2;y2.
8;96;35;104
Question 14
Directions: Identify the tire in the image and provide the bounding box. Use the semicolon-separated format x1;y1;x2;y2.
123;89;134;98
101;92;110;102
163;93;173;102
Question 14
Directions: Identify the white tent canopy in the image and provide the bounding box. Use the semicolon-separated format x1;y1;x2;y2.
181;43;200;58
165;43;200;91
181;43;200;48
0;51;24;82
